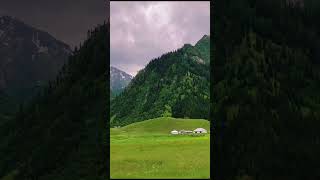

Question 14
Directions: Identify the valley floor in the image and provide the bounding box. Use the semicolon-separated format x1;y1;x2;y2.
110;117;210;179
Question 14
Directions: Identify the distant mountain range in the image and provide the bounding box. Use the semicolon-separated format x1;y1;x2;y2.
110;66;132;98
111;35;210;126
0;15;71;103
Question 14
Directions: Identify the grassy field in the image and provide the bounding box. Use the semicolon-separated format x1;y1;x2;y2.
110;117;210;179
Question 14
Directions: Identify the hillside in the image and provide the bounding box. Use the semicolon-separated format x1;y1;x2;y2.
110;36;210;126
0;23;108;179
213;0;320;179
195;35;210;64
111;117;210;135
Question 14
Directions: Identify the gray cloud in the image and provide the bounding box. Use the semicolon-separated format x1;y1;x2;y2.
110;1;210;76
0;0;109;47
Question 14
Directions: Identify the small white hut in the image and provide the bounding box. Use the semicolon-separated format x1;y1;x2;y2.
171;130;179;135
193;128;207;134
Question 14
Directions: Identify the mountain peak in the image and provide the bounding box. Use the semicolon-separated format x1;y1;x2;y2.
110;66;133;97
196;34;210;45
202;34;210;39
0;16;71;90
194;35;210;64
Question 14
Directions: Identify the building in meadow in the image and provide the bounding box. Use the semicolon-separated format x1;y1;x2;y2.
193;128;207;134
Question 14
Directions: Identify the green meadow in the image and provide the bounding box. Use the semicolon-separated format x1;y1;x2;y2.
110;117;210;179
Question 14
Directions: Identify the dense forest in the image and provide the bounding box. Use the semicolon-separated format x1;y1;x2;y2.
110;35;210;126
0;23;108;179
213;0;320;179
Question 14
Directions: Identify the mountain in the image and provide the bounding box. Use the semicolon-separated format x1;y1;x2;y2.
0;23;108;179
0;15;71;102
110;35;210;126
110;66;132;97
213;0;320;179
195;35;210;64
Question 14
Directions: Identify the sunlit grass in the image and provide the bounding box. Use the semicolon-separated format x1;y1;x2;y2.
110;117;210;179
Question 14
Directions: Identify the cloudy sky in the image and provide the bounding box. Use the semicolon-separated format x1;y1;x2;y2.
0;0;108;48
110;1;210;76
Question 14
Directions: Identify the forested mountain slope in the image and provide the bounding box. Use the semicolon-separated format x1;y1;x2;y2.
110;35;210;126
213;0;320;179
0;23;108;180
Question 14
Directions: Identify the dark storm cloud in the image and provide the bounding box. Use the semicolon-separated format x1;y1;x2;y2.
110;1;210;76
0;0;109;47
